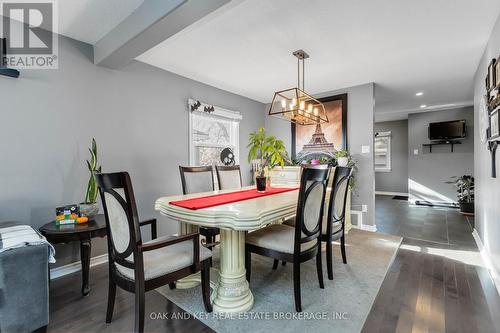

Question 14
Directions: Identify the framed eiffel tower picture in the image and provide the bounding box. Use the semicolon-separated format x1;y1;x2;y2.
291;93;348;163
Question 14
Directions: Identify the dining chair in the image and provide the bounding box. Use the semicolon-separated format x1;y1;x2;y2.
282;166;352;280
96;171;212;333
215;165;242;190
245;166;329;312
322;166;352;279
179;166;220;252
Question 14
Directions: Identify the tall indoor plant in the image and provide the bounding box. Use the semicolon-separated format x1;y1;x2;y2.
80;138;101;218
247;127;287;191
446;175;474;215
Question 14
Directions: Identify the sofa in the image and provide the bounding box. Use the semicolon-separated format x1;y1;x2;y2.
0;223;49;333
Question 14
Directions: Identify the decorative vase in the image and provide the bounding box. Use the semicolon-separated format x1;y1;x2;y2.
337;157;349;167
459;202;474;215
79;202;99;219
256;176;267;192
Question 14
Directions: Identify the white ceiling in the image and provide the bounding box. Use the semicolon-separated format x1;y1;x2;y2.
58;0;144;44
136;0;500;121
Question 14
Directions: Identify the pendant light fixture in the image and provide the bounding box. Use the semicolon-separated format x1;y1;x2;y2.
268;49;327;125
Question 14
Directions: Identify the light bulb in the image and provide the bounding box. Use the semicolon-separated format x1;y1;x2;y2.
308;104;313;113
281;99;287;109
313;108;318;116
299;101;305;110
292;98;297;106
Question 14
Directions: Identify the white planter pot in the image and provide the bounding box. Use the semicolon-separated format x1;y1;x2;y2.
337;157;349;167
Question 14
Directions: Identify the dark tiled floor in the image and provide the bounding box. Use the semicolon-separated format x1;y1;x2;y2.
375;195;476;249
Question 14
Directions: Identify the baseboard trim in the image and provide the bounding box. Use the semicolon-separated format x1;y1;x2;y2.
50;254;108;280
375;191;408;197
472;229;500;296
350;209;377;232
351;224;378;232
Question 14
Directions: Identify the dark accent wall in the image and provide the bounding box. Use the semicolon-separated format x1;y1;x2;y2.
375;120;408;194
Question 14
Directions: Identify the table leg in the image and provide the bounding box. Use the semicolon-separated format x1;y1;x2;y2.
80;239;91;296
212;229;253;313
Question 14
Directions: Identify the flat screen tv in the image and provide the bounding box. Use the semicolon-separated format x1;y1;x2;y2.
428;120;466;141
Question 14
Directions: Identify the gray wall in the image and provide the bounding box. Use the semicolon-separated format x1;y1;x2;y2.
265;83;375;226
473;12;500;283
0;34;265;267
374;120;408;194
408;107;474;203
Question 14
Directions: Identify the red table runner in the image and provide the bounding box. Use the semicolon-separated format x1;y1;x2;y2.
169;187;298;210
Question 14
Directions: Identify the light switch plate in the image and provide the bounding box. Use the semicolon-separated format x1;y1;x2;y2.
413;149;419;155
361;145;370;154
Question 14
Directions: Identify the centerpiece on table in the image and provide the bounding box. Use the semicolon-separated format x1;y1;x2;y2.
247;127;288;192
79;138;102;218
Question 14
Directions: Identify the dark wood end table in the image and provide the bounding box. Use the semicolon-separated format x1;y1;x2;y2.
39;215;107;296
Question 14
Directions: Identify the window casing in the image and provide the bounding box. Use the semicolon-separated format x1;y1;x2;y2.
188;99;241;167
374;131;391;172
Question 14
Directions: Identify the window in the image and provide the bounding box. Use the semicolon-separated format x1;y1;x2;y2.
188;99;241;167
374;131;391;172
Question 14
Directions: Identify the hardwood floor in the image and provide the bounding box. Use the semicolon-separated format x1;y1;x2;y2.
47;196;499;333
363;196;500;333
48;264;213;333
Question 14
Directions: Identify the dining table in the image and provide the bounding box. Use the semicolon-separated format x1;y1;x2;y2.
155;185;300;313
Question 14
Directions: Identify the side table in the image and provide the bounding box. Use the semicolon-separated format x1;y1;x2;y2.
39;215;107;296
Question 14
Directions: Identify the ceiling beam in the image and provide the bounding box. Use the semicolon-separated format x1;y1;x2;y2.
93;0;230;69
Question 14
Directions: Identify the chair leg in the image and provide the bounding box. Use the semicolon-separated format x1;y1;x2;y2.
105;279;116;323
341;235;347;264
245;250;251;282
272;259;279;270
206;235;213;250
134;281;145;333
293;262;302;312
169;282;176;290
201;260;213;313
316;248;324;289
326;239;333;280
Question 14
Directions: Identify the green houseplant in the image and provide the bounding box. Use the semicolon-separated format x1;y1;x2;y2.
247;127;287;191
79;138;101;218
445;175;474;215
335;149;349;167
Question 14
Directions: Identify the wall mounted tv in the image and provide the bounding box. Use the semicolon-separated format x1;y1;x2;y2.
428;120;466;141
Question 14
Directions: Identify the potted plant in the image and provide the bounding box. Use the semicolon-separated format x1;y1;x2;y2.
248;127;287;192
446;175;474;215
335;149;349;167
79;138;102;218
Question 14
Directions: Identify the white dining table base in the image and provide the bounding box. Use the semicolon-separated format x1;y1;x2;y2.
175;221;254;313
212;229;254;313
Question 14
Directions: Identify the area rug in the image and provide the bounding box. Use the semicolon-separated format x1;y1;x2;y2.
156;229;402;333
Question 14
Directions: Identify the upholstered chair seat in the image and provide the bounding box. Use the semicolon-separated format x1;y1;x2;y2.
246;224;316;254
116;237;212;280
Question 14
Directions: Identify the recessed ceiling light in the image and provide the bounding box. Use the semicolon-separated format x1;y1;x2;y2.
416;92;424;96
420;104;427;108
